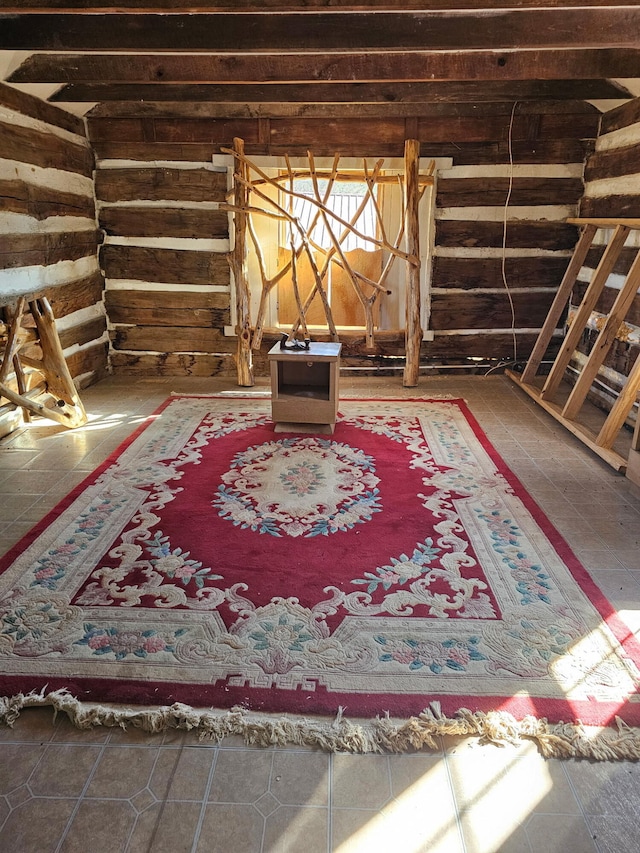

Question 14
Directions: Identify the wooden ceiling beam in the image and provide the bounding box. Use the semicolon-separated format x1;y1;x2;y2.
0;1;633;9
86;99;601;119
10;49;640;85
2;9;640;52
51;79;632;104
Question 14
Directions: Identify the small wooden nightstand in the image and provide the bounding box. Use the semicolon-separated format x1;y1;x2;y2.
268;341;342;433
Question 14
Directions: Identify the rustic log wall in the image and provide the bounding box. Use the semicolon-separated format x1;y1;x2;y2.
575;96;640;411
87;101;597;375
0;83;107;390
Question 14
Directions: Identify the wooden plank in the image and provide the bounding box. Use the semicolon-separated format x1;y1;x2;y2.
562;248;640;421
1;2;634;11
107;305;230;328
2;10;640;51
12;48;640;85
505;369;627;472
65;341;109;383
436;220;579;250
584;245;640;278
437;177;584;207
599;98;640;137
541;224;630;400
431;290;557;331
104;288;229;311
110;351;236;377
100;244;230;286
99;206;229;239
429;332;555;360
57;315;106;350
230;137;253;386
0;80;85;136
0;231;101;270
0;178;96;220
584;144;640;184
45;273;105;319
51;79;631;104
431;257;571;291
95;168;227;203
520;223;597;384
0;120;94;177
110;325;236;353
596;351;640;449
580;197;640;220
88;100;601;120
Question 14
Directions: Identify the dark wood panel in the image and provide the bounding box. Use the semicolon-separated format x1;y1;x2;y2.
57;315;107;350
110;351;236;377
431;290;557;330
44;272;105;318
12;48;640;84
0;178;96;220
87;111;599;149
88;100;601;120
105;288;229;311
1;3;633;12
584;246;640;279
65;341;109;384
90;138;592;166
0;80;85;136
573;280;640;329
99;206;228;239
95;168;227;203
110;325;235;352
432;256;571;290
599;98;640;136
2;10;639;51
0;230;101;270
108;305;230;328
51;79;628;104
0;120;94;177
436;219;578;250
92;141;226;162
100;244;230;286
427;331;552;360
437;177;584;207
584;144;640;184
580;196;640;219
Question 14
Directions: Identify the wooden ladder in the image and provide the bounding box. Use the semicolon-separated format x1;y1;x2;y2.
507;218;640;480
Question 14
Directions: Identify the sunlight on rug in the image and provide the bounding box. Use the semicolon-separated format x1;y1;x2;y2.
1;395;639;758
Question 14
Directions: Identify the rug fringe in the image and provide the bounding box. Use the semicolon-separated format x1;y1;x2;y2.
1;690;639;760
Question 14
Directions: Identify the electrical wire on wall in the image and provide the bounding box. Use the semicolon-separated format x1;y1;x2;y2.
502;100;519;364
486;100;519;376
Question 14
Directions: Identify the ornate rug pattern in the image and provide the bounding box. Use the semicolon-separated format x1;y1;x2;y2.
1;396;639;728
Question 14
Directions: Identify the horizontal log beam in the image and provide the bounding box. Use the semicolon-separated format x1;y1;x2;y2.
51;79;631;103
100;244;230;286
437;177;584;207
87;100;600;119
0;2;632;10
432;256;571;290
95;168;227;203
11;49;640;84
99;206;229;240
2;10;640;52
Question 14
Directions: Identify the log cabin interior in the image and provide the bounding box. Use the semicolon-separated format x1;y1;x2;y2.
2;4;640;851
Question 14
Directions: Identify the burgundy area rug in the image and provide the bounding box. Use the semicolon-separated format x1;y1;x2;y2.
1;395;639;728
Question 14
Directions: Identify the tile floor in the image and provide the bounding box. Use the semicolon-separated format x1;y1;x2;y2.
1;373;640;853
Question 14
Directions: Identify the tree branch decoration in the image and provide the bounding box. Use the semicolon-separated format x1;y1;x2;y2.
220;144;434;355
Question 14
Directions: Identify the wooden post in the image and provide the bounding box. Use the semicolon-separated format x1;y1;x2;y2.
403;139;422;387
231;137;254;386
